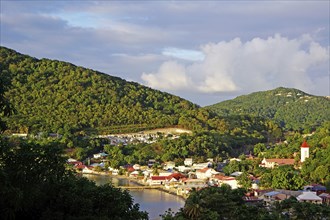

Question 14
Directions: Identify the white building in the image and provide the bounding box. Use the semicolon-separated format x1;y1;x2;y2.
297;192;322;204
184;158;193;166
196;168;219;179
300;140;310;162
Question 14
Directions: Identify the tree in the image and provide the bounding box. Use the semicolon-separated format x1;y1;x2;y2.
0;138;148;220
0;70;14;132
236;172;252;190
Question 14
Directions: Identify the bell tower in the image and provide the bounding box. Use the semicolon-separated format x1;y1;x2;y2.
300;140;310;162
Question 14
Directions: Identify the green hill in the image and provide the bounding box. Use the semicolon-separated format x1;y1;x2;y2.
205;87;330;131
1;46;240;135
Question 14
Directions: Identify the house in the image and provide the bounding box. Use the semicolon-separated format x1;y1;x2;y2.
177;165;192;173
158;170;172;177
319;193;330;206
192;162;211;170
243;192;263;206
163;161;176;170
129;170;140;178
93;152;108;159
133;164;141;170
164;173;186;189
230;171;242;177
303;184;327;195
184;158;193;166
210;174;238;189
148;176;167;185
177;178;207;196
297;191;322;204
260;158;295;168
195;168;219;179
263;191;289;206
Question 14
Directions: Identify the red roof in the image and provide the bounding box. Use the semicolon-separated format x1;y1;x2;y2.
75;164;86;169
127;167;135;172
151;176;167;181
197;167;209;173
301;140;310;148
167;173;186;180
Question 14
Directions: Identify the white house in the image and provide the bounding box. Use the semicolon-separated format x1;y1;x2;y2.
148;176;167;185
260;158;295;168
93;152;108;159
192;162;211;170
133;164;141;170
209;175;238;189
177;166;191;173
163;161;176;170
196;168;219;179
184;158;193;166
297;192;322;204
158;170;172;177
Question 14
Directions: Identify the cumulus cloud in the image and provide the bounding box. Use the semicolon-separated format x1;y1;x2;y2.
141;61;191;90
141;34;329;95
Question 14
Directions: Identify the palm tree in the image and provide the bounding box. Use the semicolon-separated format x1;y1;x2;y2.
183;188;204;220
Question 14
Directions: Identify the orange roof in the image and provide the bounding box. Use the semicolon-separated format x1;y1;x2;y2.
213;174;235;181
168;173;186;180
197;167;210;173
266;158;295;165
301;140;310;148
151;176;167;181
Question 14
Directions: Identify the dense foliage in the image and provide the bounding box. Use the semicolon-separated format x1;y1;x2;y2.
0;138;148;220
222;121;330;190
0;46;215;134
0;47;290;139
0;68;13;132
161;185;330;220
205;87;330;131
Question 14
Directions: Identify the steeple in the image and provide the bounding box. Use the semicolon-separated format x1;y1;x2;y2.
300;140;310;162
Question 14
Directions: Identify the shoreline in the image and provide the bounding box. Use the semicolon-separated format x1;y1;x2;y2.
80;172;187;201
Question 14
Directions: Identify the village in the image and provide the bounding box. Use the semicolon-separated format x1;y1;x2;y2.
67;139;330;208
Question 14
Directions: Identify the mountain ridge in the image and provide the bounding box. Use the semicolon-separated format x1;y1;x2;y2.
0;46;224;134
1;46;328;135
205;87;330;131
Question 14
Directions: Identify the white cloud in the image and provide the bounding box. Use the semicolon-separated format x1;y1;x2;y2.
141;61;191;90
142;34;329;95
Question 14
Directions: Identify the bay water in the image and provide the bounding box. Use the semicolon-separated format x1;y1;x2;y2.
83;174;185;220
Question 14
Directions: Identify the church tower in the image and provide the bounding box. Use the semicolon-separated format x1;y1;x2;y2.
300;140;310;162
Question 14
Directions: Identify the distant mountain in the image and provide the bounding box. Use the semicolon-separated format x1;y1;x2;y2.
1;47;238;135
205;87;330;131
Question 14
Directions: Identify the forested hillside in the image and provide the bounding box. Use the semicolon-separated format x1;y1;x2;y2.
1;46;269;136
205;87;330;131
0;47;204;134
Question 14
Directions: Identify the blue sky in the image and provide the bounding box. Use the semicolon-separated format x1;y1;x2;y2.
1;1;329;106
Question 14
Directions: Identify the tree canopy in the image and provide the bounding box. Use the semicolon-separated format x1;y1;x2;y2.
205;87;330;131
0;138;148;220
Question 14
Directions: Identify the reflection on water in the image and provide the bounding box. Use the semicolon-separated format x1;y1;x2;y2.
130;189;184;220
82;174;185;220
